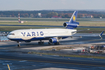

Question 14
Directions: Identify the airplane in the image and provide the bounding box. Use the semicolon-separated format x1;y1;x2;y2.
7;11;80;47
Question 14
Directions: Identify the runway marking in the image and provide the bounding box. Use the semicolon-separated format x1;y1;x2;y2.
7;64;11;70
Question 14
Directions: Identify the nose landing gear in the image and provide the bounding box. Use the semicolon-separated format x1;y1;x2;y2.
38;40;44;45
17;42;21;47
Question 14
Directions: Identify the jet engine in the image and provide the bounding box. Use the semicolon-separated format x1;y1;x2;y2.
49;38;57;43
63;22;79;29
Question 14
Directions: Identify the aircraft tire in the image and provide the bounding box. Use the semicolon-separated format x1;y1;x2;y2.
48;42;52;45
38;42;44;45
17;44;20;47
54;42;60;45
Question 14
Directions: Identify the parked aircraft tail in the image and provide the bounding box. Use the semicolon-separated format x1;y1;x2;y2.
99;31;104;39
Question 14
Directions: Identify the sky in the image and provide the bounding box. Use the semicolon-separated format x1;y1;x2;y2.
0;0;105;11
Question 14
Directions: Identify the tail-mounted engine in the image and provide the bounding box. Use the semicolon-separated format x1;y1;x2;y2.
63;22;79;29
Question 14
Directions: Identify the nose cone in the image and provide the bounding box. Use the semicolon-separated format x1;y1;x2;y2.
7;33;15;39
7;35;11;39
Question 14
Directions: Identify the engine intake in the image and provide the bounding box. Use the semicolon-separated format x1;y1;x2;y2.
49;38;57;43
63;22;79;29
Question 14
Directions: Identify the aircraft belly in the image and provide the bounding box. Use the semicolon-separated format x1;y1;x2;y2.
21;37;33;40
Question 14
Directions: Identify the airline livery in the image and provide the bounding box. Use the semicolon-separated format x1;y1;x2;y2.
7;11;79;47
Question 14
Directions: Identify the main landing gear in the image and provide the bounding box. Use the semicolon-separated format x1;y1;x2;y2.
48;42;60;45
17;40;60;47
38;40;44;45
54;42;60;45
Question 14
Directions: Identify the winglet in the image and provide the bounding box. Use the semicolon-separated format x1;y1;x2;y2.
99;31;104;39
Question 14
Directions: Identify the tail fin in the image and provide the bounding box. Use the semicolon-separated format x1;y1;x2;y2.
63;11;79;29
69;11;78;23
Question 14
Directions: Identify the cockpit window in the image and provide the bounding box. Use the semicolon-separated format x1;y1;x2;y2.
9;33;15;35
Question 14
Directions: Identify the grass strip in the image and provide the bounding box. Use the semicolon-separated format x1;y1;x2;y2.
0;21;105;26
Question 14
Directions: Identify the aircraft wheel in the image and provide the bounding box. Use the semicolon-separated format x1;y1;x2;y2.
48;42;52;45
38;42;41;45
38;42;44;45
17;44;20;47
54;42;60;45
17;42;20;47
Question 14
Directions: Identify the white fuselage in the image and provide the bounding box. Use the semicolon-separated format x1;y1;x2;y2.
7;11;79;47
7;28;77;41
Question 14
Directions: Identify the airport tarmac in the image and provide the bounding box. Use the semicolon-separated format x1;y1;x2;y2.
1;59;105;70
0;34;105;70
0;46;105;70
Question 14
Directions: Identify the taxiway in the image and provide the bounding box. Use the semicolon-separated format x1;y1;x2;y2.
0;34;105;70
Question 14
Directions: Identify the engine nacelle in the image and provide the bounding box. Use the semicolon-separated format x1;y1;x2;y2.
49;38;57;43
63;22;79;29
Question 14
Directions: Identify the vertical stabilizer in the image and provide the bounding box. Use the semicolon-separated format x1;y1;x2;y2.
69;11;78;23
63;11;79;29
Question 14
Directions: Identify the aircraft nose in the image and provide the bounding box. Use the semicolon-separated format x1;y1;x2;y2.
7;33;15;39
7;35;11;39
